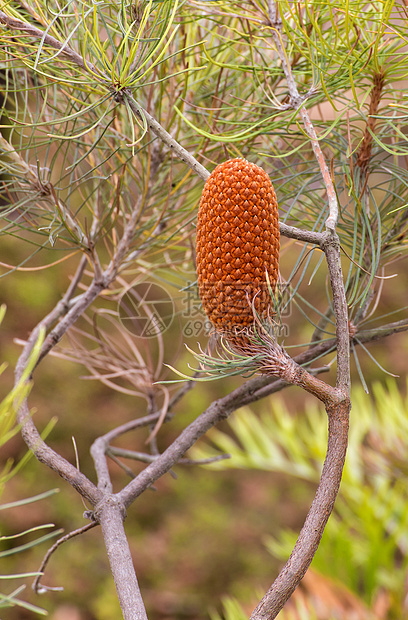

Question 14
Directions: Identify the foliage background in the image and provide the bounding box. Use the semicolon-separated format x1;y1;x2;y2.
1;0;408;618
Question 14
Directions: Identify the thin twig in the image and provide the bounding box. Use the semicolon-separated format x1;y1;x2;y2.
266;1;350;391
108;446;230;466
125;92;210;182
266;1;338;231
0;10;102;79
279;223;322;244
33;522;98;595
90;411;172;491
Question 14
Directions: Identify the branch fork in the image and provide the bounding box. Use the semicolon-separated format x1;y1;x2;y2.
3;5;354;620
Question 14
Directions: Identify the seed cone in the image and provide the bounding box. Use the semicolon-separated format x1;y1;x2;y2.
196;158;280;334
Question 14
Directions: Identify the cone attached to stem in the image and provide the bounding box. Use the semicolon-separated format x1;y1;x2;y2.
194;159;334;407
196;158;280;336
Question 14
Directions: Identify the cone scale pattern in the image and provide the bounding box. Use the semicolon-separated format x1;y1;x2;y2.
196;158;280;334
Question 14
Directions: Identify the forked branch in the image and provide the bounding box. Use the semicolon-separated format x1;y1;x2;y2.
247;3;351;617
5;6;352;620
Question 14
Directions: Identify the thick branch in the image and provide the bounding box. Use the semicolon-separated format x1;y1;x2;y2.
250;398;350;619
245;4;352;618
116;382;249;507
16;395;100;505
320;234;350;391
353;318;408;343
113;315;404;509
37;279;106;363
96;497;148;620
14;264;102;506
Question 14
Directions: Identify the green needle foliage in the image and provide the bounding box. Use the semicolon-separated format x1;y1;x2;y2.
1;0;407;366
0;309;45;491
0;311;59;614
1;0;408;617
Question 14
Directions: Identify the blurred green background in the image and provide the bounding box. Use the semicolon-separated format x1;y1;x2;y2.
1;230;407;620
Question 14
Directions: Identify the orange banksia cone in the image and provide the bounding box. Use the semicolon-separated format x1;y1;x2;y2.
196;158;280;335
